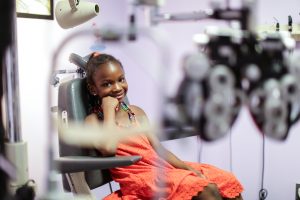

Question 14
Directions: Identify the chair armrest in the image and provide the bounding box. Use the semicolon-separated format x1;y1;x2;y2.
54;156;141;173
162;126;199;140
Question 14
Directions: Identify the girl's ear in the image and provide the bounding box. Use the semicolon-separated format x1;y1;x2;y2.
87;82;97;96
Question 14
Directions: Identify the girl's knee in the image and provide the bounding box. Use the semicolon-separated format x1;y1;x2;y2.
205;183;220;195
196;183;222;200
224;194;243;200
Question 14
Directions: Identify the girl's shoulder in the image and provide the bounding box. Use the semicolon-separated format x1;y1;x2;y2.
128;105;150;126
129;105;147;117
85;113;99;124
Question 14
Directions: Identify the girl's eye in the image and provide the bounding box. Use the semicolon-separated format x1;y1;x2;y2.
102;82;112;87
119;78;126;82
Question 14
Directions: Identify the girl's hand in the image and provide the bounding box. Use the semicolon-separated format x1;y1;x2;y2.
189;168;206;179
102;96;119;112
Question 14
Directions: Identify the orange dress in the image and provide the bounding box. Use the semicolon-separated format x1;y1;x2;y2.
103;134;243;200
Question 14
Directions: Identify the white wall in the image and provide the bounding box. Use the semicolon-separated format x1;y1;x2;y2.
14;0;300;200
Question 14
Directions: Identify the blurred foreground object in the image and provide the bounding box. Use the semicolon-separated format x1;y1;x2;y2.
164;28;298;142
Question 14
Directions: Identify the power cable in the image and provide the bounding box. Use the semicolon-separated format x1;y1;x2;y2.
259;133;268;200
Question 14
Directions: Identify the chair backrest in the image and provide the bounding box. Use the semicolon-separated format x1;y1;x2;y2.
58;77;112;191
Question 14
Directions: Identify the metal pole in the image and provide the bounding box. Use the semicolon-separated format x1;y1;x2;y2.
0;0;21;199
2;0;30;195
3;0;22;143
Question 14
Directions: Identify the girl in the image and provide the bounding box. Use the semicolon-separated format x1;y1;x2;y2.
85;52;243;200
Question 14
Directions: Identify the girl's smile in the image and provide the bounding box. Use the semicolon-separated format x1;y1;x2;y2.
91;62;128;102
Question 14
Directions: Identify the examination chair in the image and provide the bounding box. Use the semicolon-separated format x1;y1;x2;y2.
54;53;141;198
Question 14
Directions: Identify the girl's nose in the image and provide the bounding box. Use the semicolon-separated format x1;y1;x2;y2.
113;83;122;91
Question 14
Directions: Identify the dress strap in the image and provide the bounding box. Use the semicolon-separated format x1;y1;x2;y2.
91;101;136;123
120;102;136;123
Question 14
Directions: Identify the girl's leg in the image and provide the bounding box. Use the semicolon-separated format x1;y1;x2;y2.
191;183;223;200
223;194;243;200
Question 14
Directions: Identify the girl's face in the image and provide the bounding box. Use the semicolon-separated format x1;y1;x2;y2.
91;61;128;102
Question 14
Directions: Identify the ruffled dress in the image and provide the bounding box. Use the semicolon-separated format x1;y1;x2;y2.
103;132;243;200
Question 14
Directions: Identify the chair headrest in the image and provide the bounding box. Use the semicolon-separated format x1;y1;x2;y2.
69;53;91;71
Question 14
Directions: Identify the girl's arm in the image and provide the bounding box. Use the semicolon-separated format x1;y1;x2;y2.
85;96;119;156
85;96;119;126
131;106;206;178
148;130;206;178
101;96;119;127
